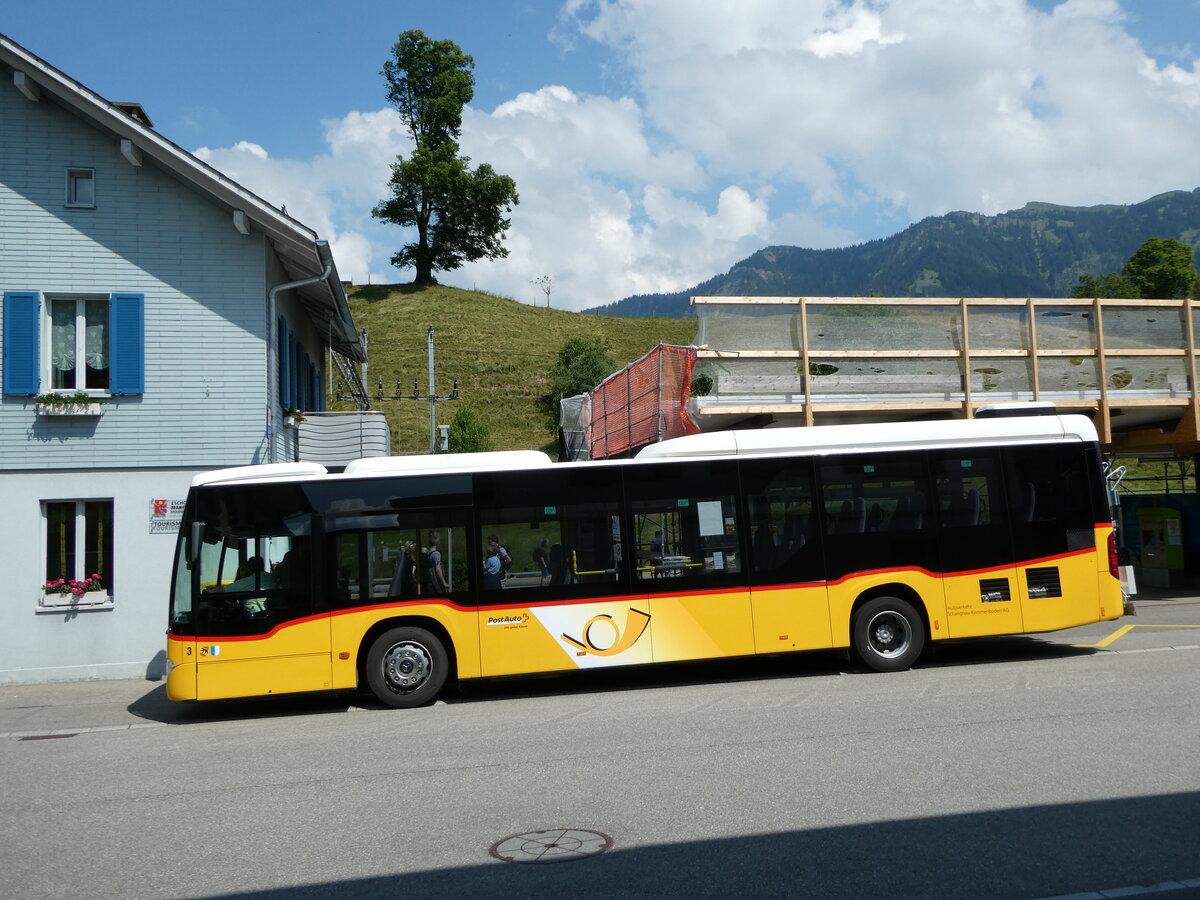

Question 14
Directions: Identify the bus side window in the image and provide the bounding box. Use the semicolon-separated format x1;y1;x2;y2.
475;515;615;591
334;533;361;604
623;460;744;589
1005;444;1095;558
475;468;624;596
326;511;469;606
935;456;1001;529
740;457;822;585
818;453;938;577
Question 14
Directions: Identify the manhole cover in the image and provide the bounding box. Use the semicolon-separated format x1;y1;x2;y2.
489;828;613;864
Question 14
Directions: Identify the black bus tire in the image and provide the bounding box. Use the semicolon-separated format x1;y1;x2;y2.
852;596;925;672
365;626;449;708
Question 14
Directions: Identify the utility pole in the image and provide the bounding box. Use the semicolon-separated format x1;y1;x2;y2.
339;324;459;453
427;325;437;453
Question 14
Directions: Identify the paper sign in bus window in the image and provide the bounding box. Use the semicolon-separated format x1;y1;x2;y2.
698;500;724;536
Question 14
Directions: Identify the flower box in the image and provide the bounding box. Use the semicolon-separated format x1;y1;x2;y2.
40;590;110;609
37;402;105;417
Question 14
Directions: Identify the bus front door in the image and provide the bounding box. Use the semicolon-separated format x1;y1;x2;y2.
194;534;332;701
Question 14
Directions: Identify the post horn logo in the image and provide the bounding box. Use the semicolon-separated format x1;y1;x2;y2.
561;608;651;657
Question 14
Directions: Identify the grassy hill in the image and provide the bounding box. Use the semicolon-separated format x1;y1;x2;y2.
341;283;697;453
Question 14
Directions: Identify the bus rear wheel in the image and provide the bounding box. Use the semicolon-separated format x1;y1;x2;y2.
852;596;925;672
365;626;448;708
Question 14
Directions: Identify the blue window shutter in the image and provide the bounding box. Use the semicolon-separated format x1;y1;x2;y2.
277;317;288;407
3;292;41;396
297;351;307;411
288;332;298;409
109;293;144;394
311;360;323;411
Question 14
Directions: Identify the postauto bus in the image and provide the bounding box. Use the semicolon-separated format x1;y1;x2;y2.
166;414;1124;708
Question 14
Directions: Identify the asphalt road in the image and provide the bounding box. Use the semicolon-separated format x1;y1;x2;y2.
2;593;1199;900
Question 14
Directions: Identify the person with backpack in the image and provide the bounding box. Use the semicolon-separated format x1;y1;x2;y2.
487;535;512;581
532;539;550;586
423;532;449;594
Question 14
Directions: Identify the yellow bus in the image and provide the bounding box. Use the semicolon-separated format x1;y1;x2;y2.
166;414;1124;708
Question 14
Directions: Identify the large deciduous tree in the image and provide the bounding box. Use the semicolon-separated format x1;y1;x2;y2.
372;31;518;286
1071;237;1198;299
1122;238;1197;299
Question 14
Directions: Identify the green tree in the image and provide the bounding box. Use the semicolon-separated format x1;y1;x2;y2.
1070;237;1198;299
447;402;493;453
1122;237;1197;299
372;31;519;286
540;338;616;427
1069;271;1140;299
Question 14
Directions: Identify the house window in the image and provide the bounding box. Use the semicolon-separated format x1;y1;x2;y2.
43;500;114;604
2;291;143;397
66;168;95;208
49;296;110;392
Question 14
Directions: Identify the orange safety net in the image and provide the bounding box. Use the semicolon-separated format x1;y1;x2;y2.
588;344;700;459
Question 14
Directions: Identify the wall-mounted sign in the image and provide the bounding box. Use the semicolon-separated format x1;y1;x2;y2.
149;498;187;534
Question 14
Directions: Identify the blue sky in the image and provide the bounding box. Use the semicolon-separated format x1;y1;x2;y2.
5;1;1199;309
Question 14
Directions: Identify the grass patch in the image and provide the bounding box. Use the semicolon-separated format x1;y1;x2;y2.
338;283;696;453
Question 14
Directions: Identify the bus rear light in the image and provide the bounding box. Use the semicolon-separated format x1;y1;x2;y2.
1108;532;1119;579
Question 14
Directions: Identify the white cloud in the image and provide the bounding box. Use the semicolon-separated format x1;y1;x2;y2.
190;1;1200;310
803;8;906;59
569;0;1200;220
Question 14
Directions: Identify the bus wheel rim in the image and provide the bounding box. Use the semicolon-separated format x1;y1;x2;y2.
867;610;910;659
382;641;432;693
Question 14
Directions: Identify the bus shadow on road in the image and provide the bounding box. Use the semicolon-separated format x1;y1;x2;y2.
437;635;1098;709
213;790;1200;900
921;634;1098;667
129;636;1097;721
127;684;363;725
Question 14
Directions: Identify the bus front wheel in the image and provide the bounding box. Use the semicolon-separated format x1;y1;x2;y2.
365;626;448;708
852;596;925;672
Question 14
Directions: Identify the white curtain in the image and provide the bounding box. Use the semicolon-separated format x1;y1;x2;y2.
50;300;75;373
49;299;109;382
85;300;108;371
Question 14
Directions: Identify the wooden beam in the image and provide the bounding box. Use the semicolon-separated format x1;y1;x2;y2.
800;299;813;427
1187;300;1199;448
961;297;973;418
13;71;40;102
1094;297;1112;444
120;139;142;167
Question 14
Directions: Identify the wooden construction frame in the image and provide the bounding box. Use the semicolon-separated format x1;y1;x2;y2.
691;296;1200;455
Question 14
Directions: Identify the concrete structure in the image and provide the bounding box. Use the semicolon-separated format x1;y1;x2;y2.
0;35;365;684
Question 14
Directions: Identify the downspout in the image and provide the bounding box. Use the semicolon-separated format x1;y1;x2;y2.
267;251;334;463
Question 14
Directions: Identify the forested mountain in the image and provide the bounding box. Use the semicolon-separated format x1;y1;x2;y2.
586;188;1200;317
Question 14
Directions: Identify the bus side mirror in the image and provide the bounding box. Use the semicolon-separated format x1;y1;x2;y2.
189;521;205;567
